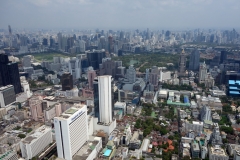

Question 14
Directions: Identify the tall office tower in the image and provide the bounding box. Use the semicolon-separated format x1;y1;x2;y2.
93;78;99;118
22;55;32;67
98;36;106;50
220;51;228;64
99;58;116;78
54;106;88;160
178;49;186;76
42;38;48;46
29;96;43;121
79;40;86;52
61;72;73;91
120;31;124;40
0;85;16;108
86;49;106;70
49;36;54;47
189;49;200;71
19;35;28;46
149;66;159;86
57;32;63;50
199;61;207;83
145;69;150;82
0;54;22;94
108;36;113;53
68;57;81;80
200;105;212;121
126;65;136;83
8;25;12;47
20;125;52;160
98;76;112;123
87;67;96;90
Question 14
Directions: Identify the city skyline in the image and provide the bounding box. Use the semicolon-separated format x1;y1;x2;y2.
1;0;240;30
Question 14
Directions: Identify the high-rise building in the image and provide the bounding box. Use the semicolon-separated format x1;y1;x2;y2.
68;57;81;80
86;49;106;70
61;72;73;91
199;61;207;83
98;75;113;123
87;67;96;90
29;96;43;121
22;55;32;67
57;32;63;50
20;125;52;160
0;85;16;108
178;49;186;76
0;54;22;94
200;105;212;121
99;58;116;78
42;38;48;46
189;49;200;71
126;65;136;83
220;51;228;64
149;66;159;87
54;105;88;160
93;78;99;118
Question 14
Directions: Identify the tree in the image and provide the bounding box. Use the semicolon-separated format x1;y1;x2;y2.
220;126;234;134
18;134;26;139
168;135;174;140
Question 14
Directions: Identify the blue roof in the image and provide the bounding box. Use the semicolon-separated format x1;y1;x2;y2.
103;149;112;157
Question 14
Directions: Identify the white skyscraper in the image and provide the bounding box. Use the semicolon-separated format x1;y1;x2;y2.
98;75;112;124
54;105;88;160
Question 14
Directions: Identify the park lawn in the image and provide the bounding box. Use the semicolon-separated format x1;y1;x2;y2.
16;52;74;62
151;111;156;118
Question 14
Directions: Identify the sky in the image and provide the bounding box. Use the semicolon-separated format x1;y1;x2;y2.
0;0;240;30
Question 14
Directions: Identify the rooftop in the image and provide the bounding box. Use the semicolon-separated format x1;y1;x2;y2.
22;125;51;144
210;145;228;156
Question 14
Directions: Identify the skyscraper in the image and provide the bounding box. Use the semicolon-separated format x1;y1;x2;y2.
189;49;200;71
99;58;116;78
126;65;136;83
0;54;22;94
199;61;207;83
87;67;96;90
200;105;212;121
98;75;112;123
22;55;32;67
220;51;228;64
149;66;159;86
86;50;106;70
54;105;88;160
68;57;81;80
61;72;73;91
178;49;186;76
94;75;114;122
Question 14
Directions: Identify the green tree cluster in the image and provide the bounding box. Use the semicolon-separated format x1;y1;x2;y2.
134;118;169;137
162;83;193;91
220;126;234;134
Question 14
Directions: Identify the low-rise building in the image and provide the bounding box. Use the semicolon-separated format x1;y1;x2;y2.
209;145;229;160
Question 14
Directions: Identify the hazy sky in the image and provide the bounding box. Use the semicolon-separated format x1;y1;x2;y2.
0;0;240;30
